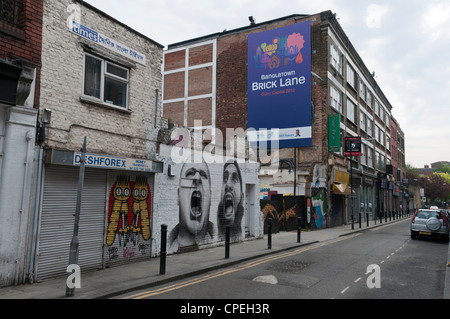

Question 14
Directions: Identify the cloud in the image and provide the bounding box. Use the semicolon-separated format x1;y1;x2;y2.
366;4;389;29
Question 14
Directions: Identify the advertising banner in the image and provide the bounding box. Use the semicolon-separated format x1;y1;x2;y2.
247;21;312;149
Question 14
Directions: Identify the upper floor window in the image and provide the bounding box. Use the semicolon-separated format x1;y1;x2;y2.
360;111;366;132
330;85;343;113
0;0;21;27
83;53;129;109
366;91;372;108
346;64;356;89
330;44;342;75
359;80;366;101
346;99;356;124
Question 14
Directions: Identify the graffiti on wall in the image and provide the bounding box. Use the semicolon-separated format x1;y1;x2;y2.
311;188;327;229
217;161;244;242
169;161;215;249
169;160;245;250
106;175;152;258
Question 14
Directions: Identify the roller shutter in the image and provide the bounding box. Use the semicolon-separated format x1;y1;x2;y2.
104;171;155;267
36;166;107;281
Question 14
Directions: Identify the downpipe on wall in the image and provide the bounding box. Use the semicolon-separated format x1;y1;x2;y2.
14;130;34;285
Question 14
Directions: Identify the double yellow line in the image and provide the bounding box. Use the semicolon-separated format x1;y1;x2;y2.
123;233;361;299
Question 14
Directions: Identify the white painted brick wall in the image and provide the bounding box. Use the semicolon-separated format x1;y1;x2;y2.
40;0;163;159
152;144;262;256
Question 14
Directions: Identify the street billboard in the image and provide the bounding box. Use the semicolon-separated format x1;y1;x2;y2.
247;21;312;149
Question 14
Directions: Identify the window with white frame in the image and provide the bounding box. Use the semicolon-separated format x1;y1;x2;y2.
366;90;372;108
367;147;373;168
361;144;367;166
346;64;356;89
84;53;129;108
367;118;373;137
386;136;390;152
346;99;356;124
374;99;380;117
380;130;384;147
330;44;342;74
379;106;384;121
385;113;390;127
360;111;366;132
330;85;343;113
359;80;366;101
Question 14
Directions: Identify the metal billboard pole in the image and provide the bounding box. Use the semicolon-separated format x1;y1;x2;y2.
66;136;86;297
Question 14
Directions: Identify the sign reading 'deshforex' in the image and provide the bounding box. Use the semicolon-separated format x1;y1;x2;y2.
74;152;153;172
247;21;312;148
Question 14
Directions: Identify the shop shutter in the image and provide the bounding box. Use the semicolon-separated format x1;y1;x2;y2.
104;171;155;267
36;166;107;281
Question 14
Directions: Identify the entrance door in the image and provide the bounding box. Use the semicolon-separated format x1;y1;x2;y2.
331;195;344;227
245;184;255;237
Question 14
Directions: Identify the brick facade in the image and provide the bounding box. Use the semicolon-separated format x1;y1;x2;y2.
0;0;43;107
40;0;163;158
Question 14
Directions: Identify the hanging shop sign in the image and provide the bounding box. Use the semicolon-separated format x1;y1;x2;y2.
344;137;362;157
328;114;341;152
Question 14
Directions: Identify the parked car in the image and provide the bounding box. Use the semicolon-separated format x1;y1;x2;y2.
411;209;450;242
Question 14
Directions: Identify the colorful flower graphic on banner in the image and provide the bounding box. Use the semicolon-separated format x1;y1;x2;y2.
253;31;305;69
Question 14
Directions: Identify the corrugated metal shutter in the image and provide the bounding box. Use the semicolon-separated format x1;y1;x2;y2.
105;171;154;267
36;166;107;281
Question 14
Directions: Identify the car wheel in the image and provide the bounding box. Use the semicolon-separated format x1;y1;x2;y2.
411;232;417;240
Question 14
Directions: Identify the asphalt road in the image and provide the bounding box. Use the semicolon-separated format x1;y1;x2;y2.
118;219;448;300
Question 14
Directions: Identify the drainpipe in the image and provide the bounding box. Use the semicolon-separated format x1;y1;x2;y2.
14;130;34;285
25;147;44;284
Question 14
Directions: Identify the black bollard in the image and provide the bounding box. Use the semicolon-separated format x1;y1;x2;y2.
351;215;354;230
268;218;272;249
359;213;362;229
225;226;230;259
160;224;167;275
366;213;369;227
297;217;302;243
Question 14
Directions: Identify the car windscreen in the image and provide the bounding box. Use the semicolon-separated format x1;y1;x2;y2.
417;211;442;219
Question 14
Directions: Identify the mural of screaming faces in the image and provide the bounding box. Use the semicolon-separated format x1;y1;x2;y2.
169;161;214;248
169;160;245;249
217;160;244;242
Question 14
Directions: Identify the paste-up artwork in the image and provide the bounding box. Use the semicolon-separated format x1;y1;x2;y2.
169;161;214;249
106;175;152;249
217;161;244;242
311;188;327;229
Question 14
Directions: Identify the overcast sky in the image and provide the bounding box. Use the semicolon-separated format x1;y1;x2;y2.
85;0;450;169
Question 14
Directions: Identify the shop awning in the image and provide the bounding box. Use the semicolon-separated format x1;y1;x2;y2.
333;183;355;195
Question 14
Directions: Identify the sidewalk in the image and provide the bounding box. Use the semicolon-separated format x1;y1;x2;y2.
0;216;446;299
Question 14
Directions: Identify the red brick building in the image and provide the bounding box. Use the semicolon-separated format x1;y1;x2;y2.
0;0;43;107
162;11;403;228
